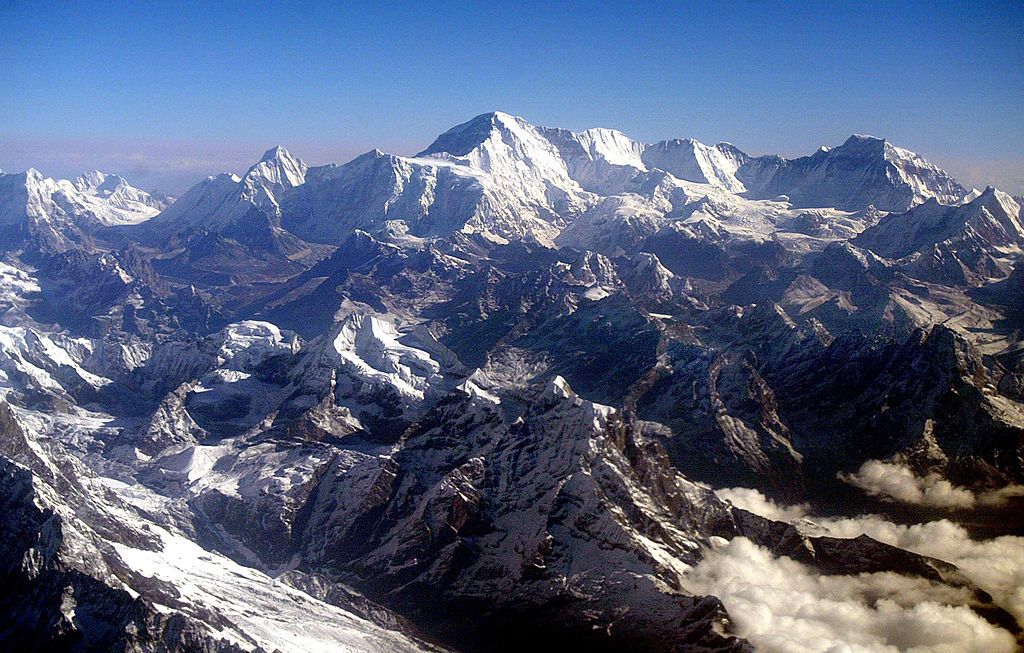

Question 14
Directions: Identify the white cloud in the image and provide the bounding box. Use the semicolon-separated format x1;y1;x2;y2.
685;537;1017;653
715;487;1024;626
811;516;1024;627
839;460;1024;510
715;486;812;522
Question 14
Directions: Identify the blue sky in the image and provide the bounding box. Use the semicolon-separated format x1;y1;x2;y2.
1;0;1022;194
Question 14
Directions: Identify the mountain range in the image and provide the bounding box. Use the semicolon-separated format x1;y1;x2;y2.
0;112;1022;653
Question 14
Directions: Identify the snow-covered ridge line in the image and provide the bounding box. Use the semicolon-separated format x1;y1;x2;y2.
84;110;976;250
0;167;167;228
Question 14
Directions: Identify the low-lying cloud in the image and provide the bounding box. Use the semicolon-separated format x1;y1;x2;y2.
706;487;1024;651
686;537;1016;653
839;460;1024;509
717;487;1024;624
715;486;813;522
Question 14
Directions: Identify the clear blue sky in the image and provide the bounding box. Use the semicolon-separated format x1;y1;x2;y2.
1;0;1022;194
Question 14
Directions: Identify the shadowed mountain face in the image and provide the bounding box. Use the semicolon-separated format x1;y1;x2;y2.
0;113;1021;653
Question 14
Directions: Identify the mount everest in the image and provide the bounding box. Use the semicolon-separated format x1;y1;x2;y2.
0;112;1022;653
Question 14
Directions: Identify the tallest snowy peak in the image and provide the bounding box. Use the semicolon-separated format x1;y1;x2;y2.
834;134;890;157
416;111;581;192
417;111;529;158
845;133;885;144
245;145;307;190
260;145;296;163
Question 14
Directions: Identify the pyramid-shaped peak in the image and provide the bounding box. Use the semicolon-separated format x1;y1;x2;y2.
970;185;1020;216
489;110;520;124
542;375;575;402
351;148;388;161
417;111;533;158
246;145;307;190
260;145;298;163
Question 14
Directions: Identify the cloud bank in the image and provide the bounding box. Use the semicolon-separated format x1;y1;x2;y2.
716;487;1024;625
839;460;1024;510
686;537;1016;653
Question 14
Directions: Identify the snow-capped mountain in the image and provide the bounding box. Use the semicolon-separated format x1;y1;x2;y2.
281;149;503;243
1;111;1022;653
143;114;975;258
642;138;749;193
280;313;462;439
744;134;969;211
139;147;329;285
857;186;1023;259
854;187;1023;285
147;145;307;235
540;127;647;195
281;112;593;246
0;168;168;253
0;397;439;653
